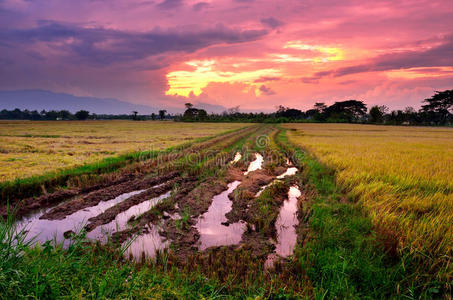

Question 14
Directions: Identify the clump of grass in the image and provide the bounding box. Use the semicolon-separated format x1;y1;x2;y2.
175;208;192;231
248;180;289;236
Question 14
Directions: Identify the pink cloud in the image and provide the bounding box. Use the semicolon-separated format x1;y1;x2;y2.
0;0;452;111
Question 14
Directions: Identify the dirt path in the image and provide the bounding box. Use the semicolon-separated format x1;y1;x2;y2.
8;125;311;284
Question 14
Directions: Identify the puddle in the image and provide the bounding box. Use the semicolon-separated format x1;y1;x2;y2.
87;191;171;242
196;181;246;250
277;167;298;179
265;185;301;267
230;152;242;164
123;224;170;260
255;167;298;197
244;153;263;175
15;190;145;245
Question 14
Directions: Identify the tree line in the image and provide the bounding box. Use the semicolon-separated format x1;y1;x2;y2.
0;109;170;121
1;90;452;126
178;90;453;125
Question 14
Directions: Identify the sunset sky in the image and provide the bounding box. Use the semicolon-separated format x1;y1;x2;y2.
1;0;453;112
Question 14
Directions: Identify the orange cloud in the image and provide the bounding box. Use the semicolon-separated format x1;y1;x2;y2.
165;59;281;97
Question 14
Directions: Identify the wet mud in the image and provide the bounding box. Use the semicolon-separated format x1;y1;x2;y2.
265;185;302;267
196;181;246;250
86;190;172;242
84;179;178;232
40;172;178;220
15;190;145;245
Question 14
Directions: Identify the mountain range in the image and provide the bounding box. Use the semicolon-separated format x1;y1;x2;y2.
0;90;160;115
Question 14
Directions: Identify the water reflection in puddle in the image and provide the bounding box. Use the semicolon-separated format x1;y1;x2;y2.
265;185;301;267
255;167;298;197
15;190;145;245
230;152;242;164
87;191;171;242
277;167;298;179
196;181;246;250
244;153;263;175
123;224;169;260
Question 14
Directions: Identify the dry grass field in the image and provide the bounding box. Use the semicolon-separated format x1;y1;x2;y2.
285;123;453;278
0;121;249;182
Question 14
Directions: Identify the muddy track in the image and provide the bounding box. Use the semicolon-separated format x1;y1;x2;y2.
40;172;179;220
225;169;274;223
2;126;260;221
84;177;183;232
0;188;80;220
110;179;198;245
8;124;312;284
107;127;268;247
123;125;260;175
225;147;288;224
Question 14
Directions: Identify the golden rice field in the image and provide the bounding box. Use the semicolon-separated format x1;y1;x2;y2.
285;123;453;272
0;121;249;182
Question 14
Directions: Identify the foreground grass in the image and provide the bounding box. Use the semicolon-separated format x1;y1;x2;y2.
0;217;242;299
0;227;302;299
278;125;451;298
0;121;249;182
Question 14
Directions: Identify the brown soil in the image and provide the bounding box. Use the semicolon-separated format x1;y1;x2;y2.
84;178;181;232
226;168;274;223
40;172;179;220
0;188;80;220
161;179;229;254
110;179;199;245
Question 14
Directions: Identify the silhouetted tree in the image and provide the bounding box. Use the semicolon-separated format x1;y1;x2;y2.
325;100;367;122
159;110;167;120
314;102;327;113
369;105;388;124
227;106;240;115
421;90;453;125
275;106;303;119
183;103;207;121
131;111;138;120
75;110;90;120
59;110;72;120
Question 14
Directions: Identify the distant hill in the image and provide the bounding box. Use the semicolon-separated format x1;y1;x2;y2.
0;90;160;115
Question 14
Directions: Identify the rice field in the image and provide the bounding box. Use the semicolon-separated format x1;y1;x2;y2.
284;123;453;280
1;122;451;298
0;121;249;182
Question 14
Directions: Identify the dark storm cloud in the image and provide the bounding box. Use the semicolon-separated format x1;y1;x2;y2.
333;65;371;77
260;17;284;29
312;35;453;78
192;2;209;11
0;21;268;66
156;0;184;9
374;37;453;70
